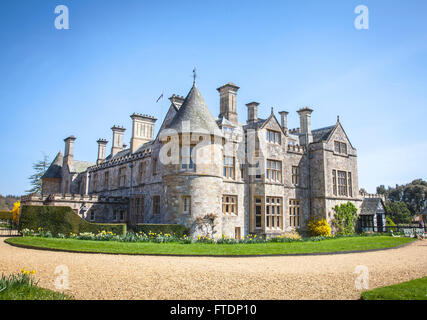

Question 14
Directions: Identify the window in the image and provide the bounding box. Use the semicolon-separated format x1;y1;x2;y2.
337;170;348;196
255;197;262;228
254;160;261;179
223;156;235;179
112;210;117;221
138;162;145;183
152;158;158;175
266;130;280;144
348;172;353;197
119;210;125;222
240;164;246;180
334;141;348;155
222;126;233;133
266;197;282;229
332;170;337;196
103;171;109;190
182;196;191;214
152;196;160;215
266;160;281;182
92;173;98;192
181;146;194;170
289;199;302;227
118;167;126;187
292;166;299;185
222;195;237;214
90;211;95;221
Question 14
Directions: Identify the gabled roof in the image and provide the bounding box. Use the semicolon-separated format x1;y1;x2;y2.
312;125;335;142
168;83;222;136
259;110;285;135
360;198;386;215
42;152;63;179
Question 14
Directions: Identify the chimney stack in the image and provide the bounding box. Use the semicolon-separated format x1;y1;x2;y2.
217;82;240;124
246;102;259;124
297;107;313;145
279;111;289;132
63;135;76;170
130;114;157;153
96;139;108;164
111;126;126;156
169;94;185;109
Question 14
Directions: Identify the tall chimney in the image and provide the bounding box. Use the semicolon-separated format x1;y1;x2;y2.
130;114;157;153
246;102;259;124
63;136;76;168
97;139;108;164
217;82;240;124
279;111;289;132
169;94;185;109
297;107;313;145
111;126;126;156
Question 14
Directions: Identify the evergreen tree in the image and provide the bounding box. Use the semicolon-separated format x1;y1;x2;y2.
26;155;50;195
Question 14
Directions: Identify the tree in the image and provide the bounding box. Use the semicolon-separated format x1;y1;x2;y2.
26;155;50;195
375;179;427;215
385;201;412;224
359;188;367;195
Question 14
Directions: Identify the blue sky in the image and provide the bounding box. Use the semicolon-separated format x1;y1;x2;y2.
0;0;426;195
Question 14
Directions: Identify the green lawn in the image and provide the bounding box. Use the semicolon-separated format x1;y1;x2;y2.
361;277;427;300
5;236;415;256
0;284;71;300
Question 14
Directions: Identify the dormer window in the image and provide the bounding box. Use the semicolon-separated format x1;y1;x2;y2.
266;130;280;144
334;141;347;155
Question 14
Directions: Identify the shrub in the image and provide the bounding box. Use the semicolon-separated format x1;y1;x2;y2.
11;201;20;224
134;224;188;237
307;218;332;237
19;205;126;236
333;202;358;235
0;210;12;220
385;216;397;231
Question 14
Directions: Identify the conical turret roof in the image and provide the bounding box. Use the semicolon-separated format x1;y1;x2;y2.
41;151;63;179
168;83;222;136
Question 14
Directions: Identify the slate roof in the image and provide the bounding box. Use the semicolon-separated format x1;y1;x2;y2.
105;149;131;161
311;125;335;142
168;83;222;136
71;160;96;173
42;152;63;179
359;198;386;215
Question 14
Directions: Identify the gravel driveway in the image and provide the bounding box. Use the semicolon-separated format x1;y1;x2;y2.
1;238;426;300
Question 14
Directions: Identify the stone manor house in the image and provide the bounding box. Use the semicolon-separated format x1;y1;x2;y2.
22;79;383;238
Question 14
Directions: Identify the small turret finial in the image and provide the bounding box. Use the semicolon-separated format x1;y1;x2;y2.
337;115;340;122
271;107;274;114
193;67;197;85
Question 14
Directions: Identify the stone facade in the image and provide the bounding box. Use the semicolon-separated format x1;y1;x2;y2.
28;79;366;238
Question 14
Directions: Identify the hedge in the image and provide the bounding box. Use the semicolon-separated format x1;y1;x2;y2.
0;211;12;220
134;224;189;237
19;205;126;236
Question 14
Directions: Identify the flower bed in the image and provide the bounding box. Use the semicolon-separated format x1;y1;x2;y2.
19;228;388;245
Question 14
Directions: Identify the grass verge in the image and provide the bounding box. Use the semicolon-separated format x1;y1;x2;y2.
5;236;415;256
361;277;427;300
0;272;71;300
